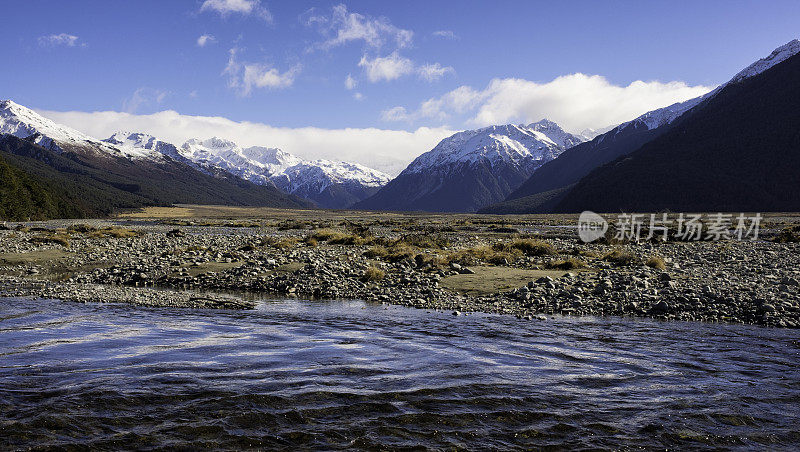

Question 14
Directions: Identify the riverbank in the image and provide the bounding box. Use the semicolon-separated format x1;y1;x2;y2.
1;207;799;327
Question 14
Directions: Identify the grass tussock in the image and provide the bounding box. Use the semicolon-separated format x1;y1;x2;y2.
262;236;299;250
646;255;667;270
603;248;638;266
773;225;800;243
496;239;557;256
362;265;385;282
546;258;587;270
364;246;388;259
396;234;449;249
29;234;71;247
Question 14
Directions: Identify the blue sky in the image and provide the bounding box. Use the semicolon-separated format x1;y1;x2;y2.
3;0;799;173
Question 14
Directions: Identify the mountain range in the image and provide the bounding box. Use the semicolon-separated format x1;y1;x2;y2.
175;136;389;209
354;120;585;212
0;100;313;220
0;101;392;219
2;39;799;220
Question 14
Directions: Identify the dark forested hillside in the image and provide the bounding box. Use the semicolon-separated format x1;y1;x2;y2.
553;52;800;213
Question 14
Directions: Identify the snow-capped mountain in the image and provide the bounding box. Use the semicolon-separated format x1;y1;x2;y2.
106;135;391;209
405;121;582;174
354;120;584;212
501;39;800;210
0;101;161;160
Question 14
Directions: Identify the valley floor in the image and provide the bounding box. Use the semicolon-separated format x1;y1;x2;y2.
1;206;799;328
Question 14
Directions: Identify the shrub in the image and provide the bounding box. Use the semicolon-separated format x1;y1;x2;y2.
362;265;385;282
603;248;637;266
305;237;318;247
646;255;667;270
547;258;587;270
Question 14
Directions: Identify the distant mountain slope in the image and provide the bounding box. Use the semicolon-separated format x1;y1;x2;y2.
553;50;800;212
0;102;314;217
499;39;800;210
353;121;584;212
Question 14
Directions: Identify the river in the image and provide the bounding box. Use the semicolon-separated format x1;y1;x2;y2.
1;297;798;450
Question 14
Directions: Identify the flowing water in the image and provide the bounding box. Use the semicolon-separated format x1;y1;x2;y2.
1;297;798;450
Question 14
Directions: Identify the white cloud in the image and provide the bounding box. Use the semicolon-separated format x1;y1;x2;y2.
197;34;216;47
417;63;454;82
344;74;357;90
432;30;457;39
38;33;80;47
37;109;453;175
122;88;168;114
224;48;300;96
383;73;715;132
353;92;364;101
381;106;411;122
308;4;413;50
200;0;272;22
358;52;414;82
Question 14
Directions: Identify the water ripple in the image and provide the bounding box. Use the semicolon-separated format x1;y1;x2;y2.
1;297;798;450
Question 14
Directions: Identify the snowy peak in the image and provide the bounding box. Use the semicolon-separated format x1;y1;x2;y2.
405;121;584;174
1;100;92;153
730;39;800;83
527;119;585;149
0;100;161;160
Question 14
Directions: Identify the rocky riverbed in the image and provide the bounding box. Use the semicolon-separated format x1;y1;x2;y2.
1;207;799;327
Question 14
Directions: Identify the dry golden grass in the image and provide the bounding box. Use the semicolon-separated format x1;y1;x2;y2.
603;248;637;266
645;255;667;270
364;246;388;259
495;238;557;256
362;265;386;282
546;257;587;270
29;234;71;247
